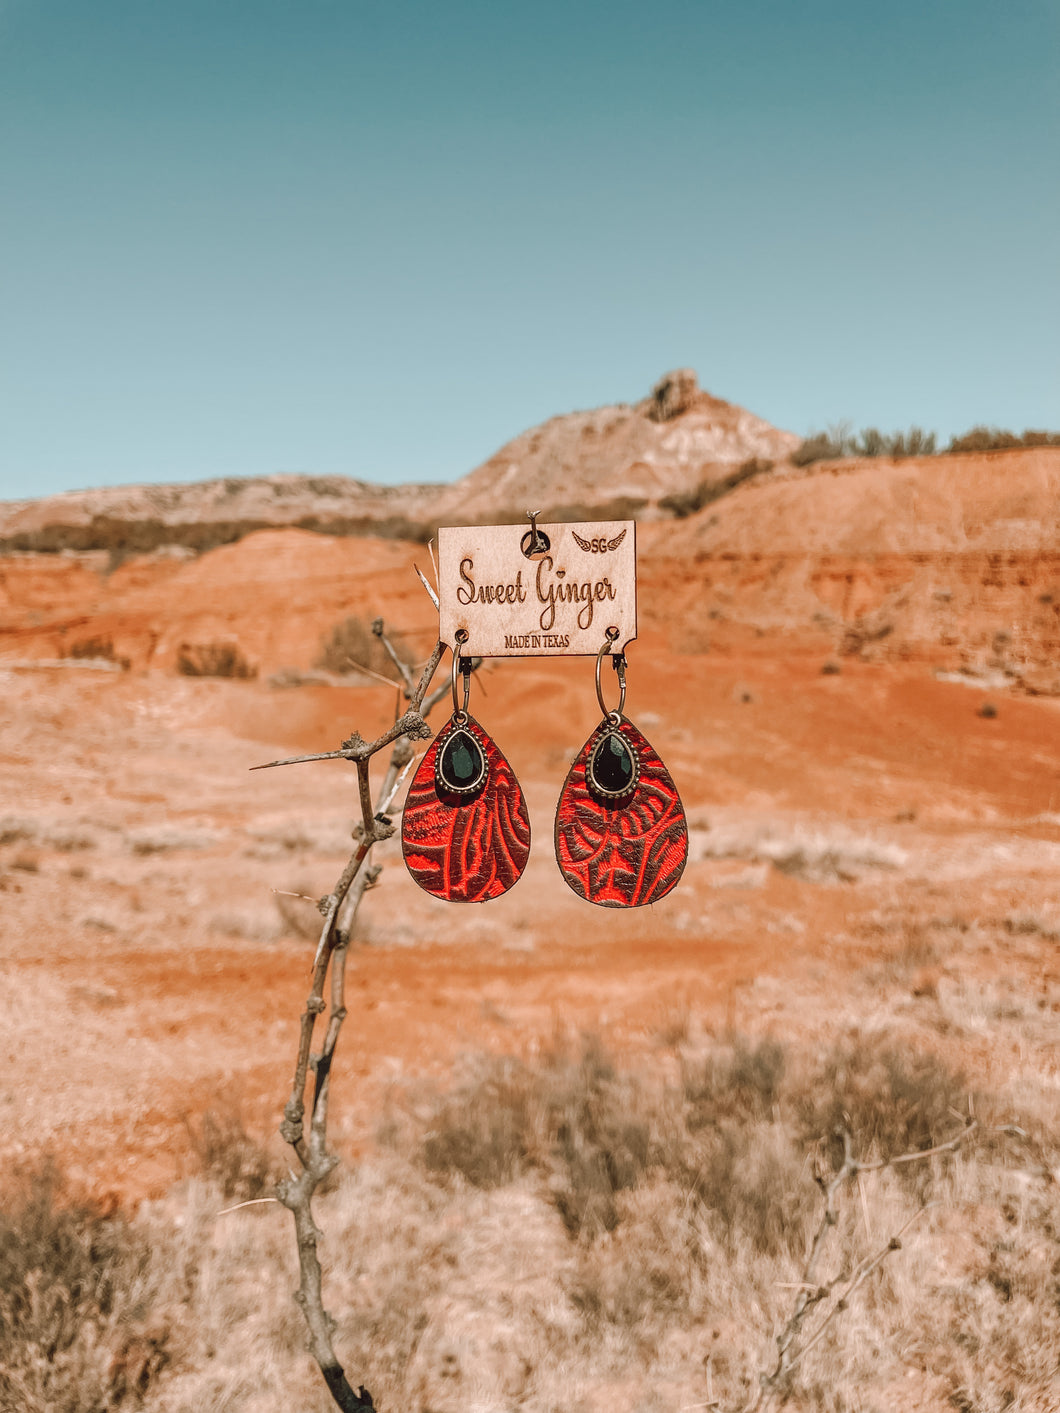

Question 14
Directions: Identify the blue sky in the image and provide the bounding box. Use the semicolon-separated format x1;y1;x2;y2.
1;0;1057;500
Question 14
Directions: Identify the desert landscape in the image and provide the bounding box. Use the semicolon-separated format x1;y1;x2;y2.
2;376;1059;1412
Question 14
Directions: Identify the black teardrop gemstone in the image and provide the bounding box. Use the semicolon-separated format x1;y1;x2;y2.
436;727;488;795
587;729;638;800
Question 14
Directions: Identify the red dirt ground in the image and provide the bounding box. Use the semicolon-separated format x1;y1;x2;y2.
1;460;1058;1204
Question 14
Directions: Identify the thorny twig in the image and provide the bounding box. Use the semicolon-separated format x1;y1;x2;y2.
259;626;470;1412
746;1119;978;1412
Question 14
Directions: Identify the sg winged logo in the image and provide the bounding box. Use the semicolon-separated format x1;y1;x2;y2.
572;529;627;554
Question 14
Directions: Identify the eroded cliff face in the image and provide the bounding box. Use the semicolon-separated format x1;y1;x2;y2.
0;531;428;676
639;447;1060;691
2;446;1059;691
2;370;1059;691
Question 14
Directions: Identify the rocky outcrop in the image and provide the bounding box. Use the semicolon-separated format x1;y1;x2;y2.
645;368;700;422
433;381;797;527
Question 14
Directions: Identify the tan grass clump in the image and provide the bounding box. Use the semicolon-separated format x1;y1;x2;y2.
8;1032;1058;1412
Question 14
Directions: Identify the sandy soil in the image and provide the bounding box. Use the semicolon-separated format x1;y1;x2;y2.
2;617;1057;1204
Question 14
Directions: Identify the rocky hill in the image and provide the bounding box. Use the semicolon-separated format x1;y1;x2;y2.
3;377;1059;692
0;371;796;558
441;370;798;524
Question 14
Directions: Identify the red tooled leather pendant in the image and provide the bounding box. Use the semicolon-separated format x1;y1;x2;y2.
402;713;531;902
554;715;687;908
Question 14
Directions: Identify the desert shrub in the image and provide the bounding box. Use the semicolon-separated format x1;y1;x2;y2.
0;1162;174;1412
947;426;1060;454
659;457;773;518
413;1036;676;1238
698;1121;816;1256
794;425;939;464
881;426;936;457
549;1037;656;1238
791;425;853;465
850;426;938;458
184;1108;281;1201
421;1056;542;1189
64;635;128;667
404;1031;976;1256
315;615;414;680
683;1036;787;1130
794;424;1060;461
798;1039;967;1172
176;641;257;679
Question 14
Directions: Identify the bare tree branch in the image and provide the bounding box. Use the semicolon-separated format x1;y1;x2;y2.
785;1203;939;1377
273;634;450;1410
747;1120;978;1411
371;617;416;694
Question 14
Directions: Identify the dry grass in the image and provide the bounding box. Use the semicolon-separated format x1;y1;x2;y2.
183;1107;284;1203
0;1162;180;1413
315;616;414;681
63;635;130;669
6;1033;1058;1412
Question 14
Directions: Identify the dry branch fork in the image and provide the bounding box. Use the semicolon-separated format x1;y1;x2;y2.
253;629;463;1412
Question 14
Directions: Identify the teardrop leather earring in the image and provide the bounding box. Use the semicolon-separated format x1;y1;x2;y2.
402;635;531;902
555;631;687;907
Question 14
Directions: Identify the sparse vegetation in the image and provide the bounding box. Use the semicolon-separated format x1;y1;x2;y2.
176;640;257;678
660;456;773;518
1;1032;1056;1412
414;1036;671;1237
792;424;938;465
0;1162;176;1412
948;426;1060;454
400;1031;975;1247
793;422;1059;466
184;1107;282;1202
63;635;129;668
315;615;415;680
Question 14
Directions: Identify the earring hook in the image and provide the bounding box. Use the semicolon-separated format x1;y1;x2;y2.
451;630;471;723
595;628;625;723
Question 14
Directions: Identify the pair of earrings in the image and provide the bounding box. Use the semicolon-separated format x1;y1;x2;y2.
401;632;688;908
